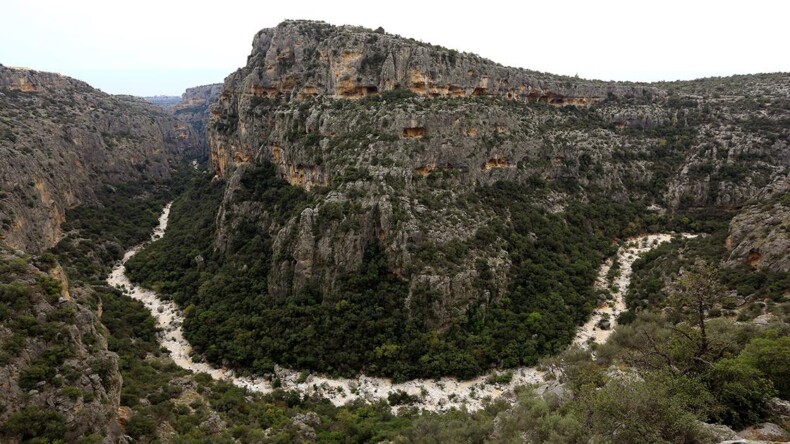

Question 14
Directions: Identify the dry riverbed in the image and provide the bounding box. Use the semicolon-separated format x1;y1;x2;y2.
108;204;693;412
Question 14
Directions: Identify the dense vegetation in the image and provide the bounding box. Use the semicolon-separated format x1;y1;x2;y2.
627;218;790;318
0;163;201;443
99;284;423;443
126;160;682;380
113;160;789;441
50;165;196;287
5;104;786;444
10;236;786;443
99;275;790;443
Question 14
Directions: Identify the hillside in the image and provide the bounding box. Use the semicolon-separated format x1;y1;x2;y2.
0;245;124;443
126;20;789;382
0;65;202;253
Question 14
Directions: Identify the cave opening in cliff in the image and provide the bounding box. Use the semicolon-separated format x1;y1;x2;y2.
402;127;426;138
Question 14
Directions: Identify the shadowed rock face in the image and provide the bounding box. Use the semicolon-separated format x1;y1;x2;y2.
172;83;223;159
0;65;201;253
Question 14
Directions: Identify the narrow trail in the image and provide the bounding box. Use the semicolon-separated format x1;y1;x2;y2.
108;204;692;412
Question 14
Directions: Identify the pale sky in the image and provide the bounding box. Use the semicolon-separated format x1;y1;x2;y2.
1;0;788;96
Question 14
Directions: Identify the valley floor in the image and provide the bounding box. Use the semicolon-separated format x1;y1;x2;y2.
109;204;695;412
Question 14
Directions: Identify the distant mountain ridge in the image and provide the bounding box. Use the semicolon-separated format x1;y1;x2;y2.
143;95;181;107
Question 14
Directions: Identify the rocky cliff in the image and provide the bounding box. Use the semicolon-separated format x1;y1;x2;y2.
172;83;223;159
206;21;789;322
0;65;201;253
209;20;667;179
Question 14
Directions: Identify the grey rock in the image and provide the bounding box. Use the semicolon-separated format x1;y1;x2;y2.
200;411;226;434
737;422;790;442
726;174;790;274
293;411;321;427
0;66;202;253
698;421;738;442
768;397;790;418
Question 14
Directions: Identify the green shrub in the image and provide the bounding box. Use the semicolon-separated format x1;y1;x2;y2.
19;362;56;390
705;358;775;427
576;375;710;443
36;275;62;298
0;282;31;305
738;336;790;399
388;390;420;406
126;414;157;439
2;407;67;441
60;386;85;401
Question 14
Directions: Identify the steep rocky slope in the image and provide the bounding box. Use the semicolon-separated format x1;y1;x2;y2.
0;65;201;253
0;245;123;442
120;20;790;382
209;21;667;178
172;83;223;159
727;174;790;273
206;20;787;316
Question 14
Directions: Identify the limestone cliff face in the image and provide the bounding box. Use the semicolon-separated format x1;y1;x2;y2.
209;20;664;179
172;83;223;159
237;21;649;102
177;84;224;111
207;21;789;323
0;65;201;253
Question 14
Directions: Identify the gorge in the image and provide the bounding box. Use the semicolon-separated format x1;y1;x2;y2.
112;202;696;412
0;18;788;444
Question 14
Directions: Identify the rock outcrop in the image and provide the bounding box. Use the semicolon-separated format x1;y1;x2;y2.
0;246;123;442
209;20;665;179
172;84;223;159
0;65;201;253
206;21;789;318
226;20;658;102
727;174;790;273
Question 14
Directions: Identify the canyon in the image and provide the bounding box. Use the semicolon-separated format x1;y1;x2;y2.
0;18;788;443
111;202;692;412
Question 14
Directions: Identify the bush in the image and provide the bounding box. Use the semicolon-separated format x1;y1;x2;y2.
576;376;710;443
2;407;67;441
705;358;776;427
486;371;513;385
36;275;62;299
18;361;56;390
126;414;157;439
60;386;85;401
387;390;420;406
738;336;790;399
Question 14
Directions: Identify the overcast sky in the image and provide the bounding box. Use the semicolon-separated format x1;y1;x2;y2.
2;0;788;96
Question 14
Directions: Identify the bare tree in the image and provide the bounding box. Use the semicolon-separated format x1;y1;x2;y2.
669;260;724;355
620;261;730;375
